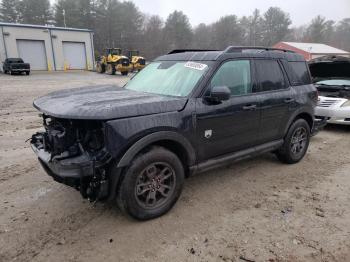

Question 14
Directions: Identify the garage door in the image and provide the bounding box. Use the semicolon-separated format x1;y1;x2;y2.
17;40;47;70
62;42;87;70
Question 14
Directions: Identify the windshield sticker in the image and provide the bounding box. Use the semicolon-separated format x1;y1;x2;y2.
184;62;208;71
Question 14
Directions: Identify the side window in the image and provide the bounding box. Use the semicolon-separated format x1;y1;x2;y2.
210;60;252;96
289;61;311;85
255;60;287;92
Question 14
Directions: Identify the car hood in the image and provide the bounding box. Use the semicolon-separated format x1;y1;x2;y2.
33;85;188;120
309;55;350;81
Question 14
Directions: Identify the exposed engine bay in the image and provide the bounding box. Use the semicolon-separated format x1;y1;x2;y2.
317;86;350;99
31;115;111;201
309;55;350;99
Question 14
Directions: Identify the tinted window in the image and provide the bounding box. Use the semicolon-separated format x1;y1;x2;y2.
289;61;311;85
255;60;286;91
6;58;23;63
211;60;252;96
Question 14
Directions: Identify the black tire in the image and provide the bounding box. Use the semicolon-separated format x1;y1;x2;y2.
10;70;14;75
116;147;185;220
26;71;30;75
96;63;105;73
121;71;128;76
106;64;116;75
276;119;310;164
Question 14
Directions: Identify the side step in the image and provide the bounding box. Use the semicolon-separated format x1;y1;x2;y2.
190;139;283;175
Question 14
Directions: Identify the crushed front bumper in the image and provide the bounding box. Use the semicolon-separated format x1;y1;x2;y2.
31;132;111;200
32;143;94;183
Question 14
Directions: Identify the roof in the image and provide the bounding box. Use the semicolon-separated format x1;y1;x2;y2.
155;46;305;62
0;22;93;32
281;42;349;54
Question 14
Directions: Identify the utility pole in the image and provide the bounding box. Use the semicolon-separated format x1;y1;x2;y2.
63;9;67;27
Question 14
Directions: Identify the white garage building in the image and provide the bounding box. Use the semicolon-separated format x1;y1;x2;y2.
0;22;95;71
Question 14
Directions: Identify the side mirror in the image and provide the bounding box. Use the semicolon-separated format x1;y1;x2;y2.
205;86;231;103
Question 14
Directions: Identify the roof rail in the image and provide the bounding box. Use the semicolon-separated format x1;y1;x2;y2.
168;49;219;54
223;46;295;53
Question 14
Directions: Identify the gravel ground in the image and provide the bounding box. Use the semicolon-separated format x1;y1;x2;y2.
0;71;350;262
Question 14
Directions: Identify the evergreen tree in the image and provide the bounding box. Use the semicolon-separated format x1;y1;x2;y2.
18;0;52;25
261;7;291;46
163;10;193;50
0;0;19;23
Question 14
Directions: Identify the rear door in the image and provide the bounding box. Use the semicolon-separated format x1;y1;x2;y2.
195;59;261;161
254;59;295;143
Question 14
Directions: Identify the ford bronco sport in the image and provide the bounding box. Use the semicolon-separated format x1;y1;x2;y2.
31;46;318;220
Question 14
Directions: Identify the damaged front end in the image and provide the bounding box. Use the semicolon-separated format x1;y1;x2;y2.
31;115;112;201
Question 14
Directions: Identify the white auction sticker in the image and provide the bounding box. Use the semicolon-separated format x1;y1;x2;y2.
184;61;208;71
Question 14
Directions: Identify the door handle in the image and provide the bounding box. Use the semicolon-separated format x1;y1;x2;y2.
284;98;295;103
242;104;257;110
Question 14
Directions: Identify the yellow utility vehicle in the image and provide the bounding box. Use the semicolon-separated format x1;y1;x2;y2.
96;48;131;75
127;50;146;72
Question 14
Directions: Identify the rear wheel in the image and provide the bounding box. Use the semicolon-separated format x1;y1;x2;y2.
106;64;116;75
116;147;184;220
276;119;310;164
96;63;105;73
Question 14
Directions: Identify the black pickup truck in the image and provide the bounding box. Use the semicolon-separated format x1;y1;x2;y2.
3;58;30;75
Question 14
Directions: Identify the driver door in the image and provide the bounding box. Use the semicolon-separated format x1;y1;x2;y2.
195;59;261;161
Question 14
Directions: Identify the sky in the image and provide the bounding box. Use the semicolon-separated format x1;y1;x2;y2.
49;0;350;27
128;0;350;27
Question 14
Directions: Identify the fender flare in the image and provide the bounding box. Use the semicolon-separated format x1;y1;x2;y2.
283;109;314;135
117;131;196;168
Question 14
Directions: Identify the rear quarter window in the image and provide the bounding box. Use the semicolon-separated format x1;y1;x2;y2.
288;61;311;85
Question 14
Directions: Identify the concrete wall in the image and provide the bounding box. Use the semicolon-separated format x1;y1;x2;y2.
0;24;94;71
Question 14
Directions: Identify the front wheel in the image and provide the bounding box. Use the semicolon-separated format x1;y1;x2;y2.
276;119;310;164
116;147;184;220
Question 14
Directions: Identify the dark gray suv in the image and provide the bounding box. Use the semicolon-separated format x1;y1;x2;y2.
31;46;318;220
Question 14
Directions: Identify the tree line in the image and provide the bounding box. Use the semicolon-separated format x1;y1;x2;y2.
0;0;349;60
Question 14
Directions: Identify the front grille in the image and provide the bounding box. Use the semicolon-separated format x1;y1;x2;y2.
318;99;339;107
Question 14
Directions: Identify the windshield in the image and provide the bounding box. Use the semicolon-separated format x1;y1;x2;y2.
316;79;350;86
124;61;210;97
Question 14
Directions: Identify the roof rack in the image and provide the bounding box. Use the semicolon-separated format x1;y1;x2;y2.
223;46;295;53
168;49;219;54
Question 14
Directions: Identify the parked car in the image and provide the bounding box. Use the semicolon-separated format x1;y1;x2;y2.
3;58;30;75
30;46;318;220
309;55;350;125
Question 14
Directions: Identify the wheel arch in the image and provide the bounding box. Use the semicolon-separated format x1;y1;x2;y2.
284;110;314;135
116;131;196;174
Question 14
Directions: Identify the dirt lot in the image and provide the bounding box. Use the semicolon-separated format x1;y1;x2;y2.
0;71;350;262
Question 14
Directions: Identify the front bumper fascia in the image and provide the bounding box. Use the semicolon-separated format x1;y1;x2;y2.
31;143;94;183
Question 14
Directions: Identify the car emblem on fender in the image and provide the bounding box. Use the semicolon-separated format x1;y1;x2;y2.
205;130;212;139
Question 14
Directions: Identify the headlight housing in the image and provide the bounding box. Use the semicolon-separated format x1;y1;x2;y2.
341;100;350;107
